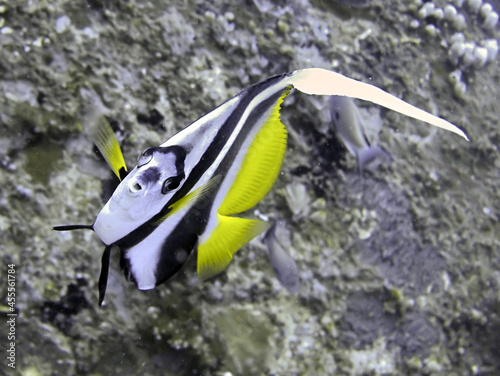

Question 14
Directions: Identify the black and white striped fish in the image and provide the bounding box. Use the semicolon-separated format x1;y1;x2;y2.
54;68;468;305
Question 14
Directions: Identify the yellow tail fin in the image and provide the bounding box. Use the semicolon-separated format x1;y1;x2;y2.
197;214;270;281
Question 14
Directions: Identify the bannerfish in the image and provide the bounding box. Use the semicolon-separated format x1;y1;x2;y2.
330;95;391;174
54;68;468;306
262;220;300;293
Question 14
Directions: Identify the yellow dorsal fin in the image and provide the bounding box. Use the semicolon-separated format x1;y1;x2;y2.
218;89;290;216
90;117;128;180
197;215;270;281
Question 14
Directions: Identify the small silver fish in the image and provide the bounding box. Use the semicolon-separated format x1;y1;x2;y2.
262;221;300;293
330;95;390;174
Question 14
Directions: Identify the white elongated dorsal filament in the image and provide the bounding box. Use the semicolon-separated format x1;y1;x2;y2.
291;68;469;141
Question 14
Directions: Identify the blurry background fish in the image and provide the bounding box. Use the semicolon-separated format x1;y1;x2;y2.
330;95;391;174
262;219;300;294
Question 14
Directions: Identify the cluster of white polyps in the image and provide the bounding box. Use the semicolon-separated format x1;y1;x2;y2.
448;32;499;68
447;33;498;96
411;0;499;96
417;0;498;31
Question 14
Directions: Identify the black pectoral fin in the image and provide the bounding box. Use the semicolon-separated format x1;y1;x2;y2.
98;245;112;306
53;224;94;231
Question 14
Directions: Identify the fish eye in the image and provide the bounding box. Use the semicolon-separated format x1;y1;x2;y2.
137;148;154;167
161;176;182;194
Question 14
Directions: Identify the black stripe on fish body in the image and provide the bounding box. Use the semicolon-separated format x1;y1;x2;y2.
119;219;199;288
151;189;219;285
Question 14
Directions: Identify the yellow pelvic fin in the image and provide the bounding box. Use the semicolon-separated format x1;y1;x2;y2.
153;175;222;226
218;89;290;216
90;117;128;180
197;214;270;282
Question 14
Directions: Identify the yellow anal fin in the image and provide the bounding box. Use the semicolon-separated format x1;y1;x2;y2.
90;117;128;180
197;214;270;282
219;89;290;216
